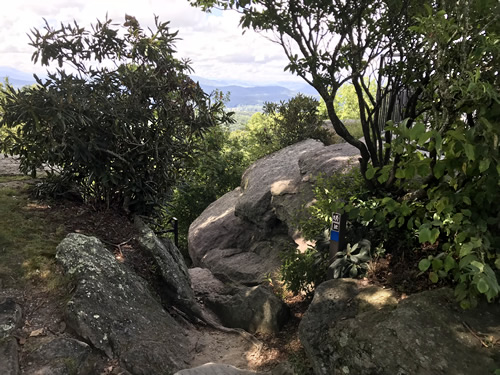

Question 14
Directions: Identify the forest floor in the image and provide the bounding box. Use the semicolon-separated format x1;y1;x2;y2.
0;154;311;374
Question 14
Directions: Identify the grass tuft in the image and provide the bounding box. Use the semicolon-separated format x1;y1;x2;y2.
0;183;66;289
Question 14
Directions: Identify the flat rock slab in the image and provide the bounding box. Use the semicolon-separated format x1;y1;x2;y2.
0;337;19;375
56;233;191;375
175;363;258;375
299;279;500;375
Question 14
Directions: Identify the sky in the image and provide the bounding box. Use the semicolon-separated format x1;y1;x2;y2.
0;0;301;85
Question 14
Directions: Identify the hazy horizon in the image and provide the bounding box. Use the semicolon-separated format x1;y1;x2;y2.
0;0;304;87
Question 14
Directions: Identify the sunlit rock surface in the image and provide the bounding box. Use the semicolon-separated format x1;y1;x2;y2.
299;279;500;375
189;139;359;285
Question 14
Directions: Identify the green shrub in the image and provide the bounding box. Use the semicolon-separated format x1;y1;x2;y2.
280;245;329;295
280;166;368;295
233;94;334;163
329;240;372;279
0;16;231;215
285;5;500;307
157;125;246;253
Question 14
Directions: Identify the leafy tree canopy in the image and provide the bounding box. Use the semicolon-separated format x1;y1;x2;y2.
192;0;500;306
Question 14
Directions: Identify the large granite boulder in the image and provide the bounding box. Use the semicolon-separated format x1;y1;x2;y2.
56;233;191;374
236;139;359;229
299;279;500;375
189;188;293;285
189;268;289;334
189;140;359;284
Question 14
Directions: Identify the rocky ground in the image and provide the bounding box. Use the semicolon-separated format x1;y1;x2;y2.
0;154;307;375
3;141;498;375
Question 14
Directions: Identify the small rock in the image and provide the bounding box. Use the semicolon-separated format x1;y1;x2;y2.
0;298;22;339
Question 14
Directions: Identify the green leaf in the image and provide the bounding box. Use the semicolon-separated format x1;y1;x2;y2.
444;255;456;272
455;282;468;301
418;131;433;146
429;272;439;283
460;299;471;309
395;168;405;179
407;217;414;230
410;122;426;141
459;254;477;269
479;159;490;173
464;144;475;161
365;165;377;180
476;278;489;294
419;258;431;272
417;163;430;177
459;242;474;257
462;196;471;205
419;227;431;243
470;261;484;273
495;257;500;270
433;161;446;179
432;258;443;271
389;218;396;228
430;228;440;243
405;165;416;179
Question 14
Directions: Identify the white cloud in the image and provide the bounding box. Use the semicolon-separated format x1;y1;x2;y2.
0;0;302;85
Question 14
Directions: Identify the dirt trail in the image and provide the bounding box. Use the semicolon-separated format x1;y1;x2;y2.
0;154;46;188
0;154;22;175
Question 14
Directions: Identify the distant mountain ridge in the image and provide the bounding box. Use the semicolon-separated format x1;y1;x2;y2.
0;66;318;107
0;66;39;89
198;83;299;107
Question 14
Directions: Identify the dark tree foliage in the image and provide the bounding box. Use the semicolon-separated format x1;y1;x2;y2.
191;0;500;305
263;94;332;149
0;16;231;214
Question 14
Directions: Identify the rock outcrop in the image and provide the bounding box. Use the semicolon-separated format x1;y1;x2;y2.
189;140;359;284
299;279;500;375
190;268;289;334
135;217;202;318
56;233;191;374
